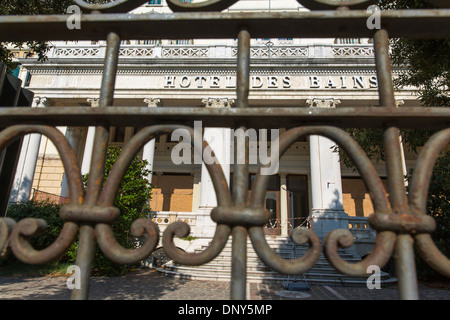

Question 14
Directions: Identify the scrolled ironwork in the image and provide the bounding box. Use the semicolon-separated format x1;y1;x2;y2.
0;0;448;301
73;0;149;13
163;222;232;266
249;226;321;275
0;218;15;257
260;125;396;277
166;0;240;12
0;125;82;264
295;0;377;10
152;124;233;266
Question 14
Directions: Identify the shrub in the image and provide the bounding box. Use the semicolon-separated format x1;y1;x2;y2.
4;200;64;261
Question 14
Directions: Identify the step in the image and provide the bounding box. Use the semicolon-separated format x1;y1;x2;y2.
158;267;397;286
157;237;397;286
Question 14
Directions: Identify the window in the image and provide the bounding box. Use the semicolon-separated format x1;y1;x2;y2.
143;39;161;45
169;39;193;45
336;38;362;45
277;38;293;45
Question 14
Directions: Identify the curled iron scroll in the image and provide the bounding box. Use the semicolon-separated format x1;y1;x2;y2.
96;124;231;266
160;125;232;265
295;0;377;10
251;126;395;277
73;0;149;13
249;128;321;276
166;0;240;12
408;128;450;278
0;125;83;264
72;0;447;14
160;125;231;265
95;125;181;264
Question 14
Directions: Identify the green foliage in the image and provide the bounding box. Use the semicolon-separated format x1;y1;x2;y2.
5;200;63;254
0;0;74;72
0;200;76;276
380;0;450;107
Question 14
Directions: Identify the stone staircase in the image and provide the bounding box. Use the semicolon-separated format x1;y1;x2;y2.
157;236;397;286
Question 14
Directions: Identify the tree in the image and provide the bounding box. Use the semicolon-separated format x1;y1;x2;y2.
342;0;449;280
0;0;74;72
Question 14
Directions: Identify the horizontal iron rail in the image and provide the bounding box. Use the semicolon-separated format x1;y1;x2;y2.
0;106;448;129
0;10;449;42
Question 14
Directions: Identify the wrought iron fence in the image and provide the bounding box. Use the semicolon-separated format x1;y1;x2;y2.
0;0;449;300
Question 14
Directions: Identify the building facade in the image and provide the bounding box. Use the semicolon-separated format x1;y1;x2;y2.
11;0;419;256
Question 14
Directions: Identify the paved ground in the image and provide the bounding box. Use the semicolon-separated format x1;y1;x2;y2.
0;269;449;300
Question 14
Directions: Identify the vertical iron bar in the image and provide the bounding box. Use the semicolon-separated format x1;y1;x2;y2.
71;32;121;300
374;29;419;300
231;225;248;300
236;28;250;110
230;28;251;300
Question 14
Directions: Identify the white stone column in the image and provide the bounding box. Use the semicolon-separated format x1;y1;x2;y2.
306;98;349;238
279;172;289;236
195;98;232;238
395;100;409;187
81;98;99;176
142;98;160;184
60;127;85;198
9;97;48;203
191;167;202;212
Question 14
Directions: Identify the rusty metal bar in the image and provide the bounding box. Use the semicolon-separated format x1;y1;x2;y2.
71;32;121;300
0;10;449;42
230;28;251;300
230;225;247;300
0;106;448;129
374;29;418;300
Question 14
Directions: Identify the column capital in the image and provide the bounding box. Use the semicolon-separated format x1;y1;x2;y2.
201;97;234;108
306;98;341;109
144;98;161;108
87;98;99;108
33;96;50;108
279;172;288;179
395;99;405;107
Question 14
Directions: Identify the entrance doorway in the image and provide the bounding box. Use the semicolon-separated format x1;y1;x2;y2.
249;174;280;235
264;190;280;235
287;175;309;233
231;173;282;235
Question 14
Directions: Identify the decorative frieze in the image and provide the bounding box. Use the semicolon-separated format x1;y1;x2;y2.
54;47;100;57
47;44;374;60
119;47;154;57
332;46;375;56
163;47;209;58
231;46;309;58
